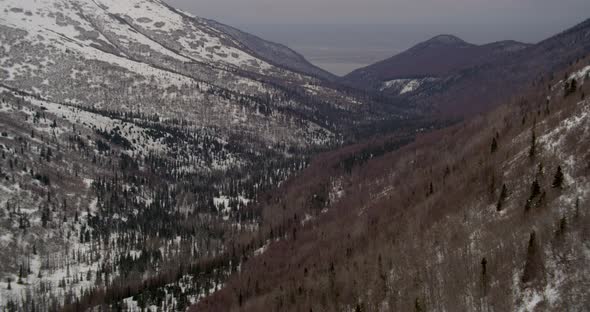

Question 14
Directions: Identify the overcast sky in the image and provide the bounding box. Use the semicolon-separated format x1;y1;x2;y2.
164;0;590;75
165;0;590;27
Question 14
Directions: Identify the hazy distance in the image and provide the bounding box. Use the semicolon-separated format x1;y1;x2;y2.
236;23;579;76
165;0;590;75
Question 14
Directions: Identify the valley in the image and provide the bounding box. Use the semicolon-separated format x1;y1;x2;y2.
0;0;589;311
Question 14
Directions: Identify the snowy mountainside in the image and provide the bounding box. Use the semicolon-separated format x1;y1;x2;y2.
204;18;337;81
0;84;313;310
0;0;412;309
0;0;373;149
380;77;439;95
0;0;504;310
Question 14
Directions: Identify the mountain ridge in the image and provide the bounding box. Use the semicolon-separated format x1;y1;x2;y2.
0;0;397;148
410;34;471;48
343;34;531;88
1;1;589;311
0;1;414;309
343;17;590;116
193;55;590;312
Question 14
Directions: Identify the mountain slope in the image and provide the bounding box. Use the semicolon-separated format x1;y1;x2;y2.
0;1;420;310
0;85;284;310
344;18;590;116
0;0;386;149
194;56;590;312
343;34;530;91
203;18;337;81
4;1;587;311
416;17;590;116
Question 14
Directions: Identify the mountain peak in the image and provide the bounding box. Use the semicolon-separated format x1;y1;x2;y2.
425;34;467;45
407;34;470;52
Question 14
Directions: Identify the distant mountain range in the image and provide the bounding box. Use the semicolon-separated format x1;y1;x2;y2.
344;34;531;87
343;19;590;115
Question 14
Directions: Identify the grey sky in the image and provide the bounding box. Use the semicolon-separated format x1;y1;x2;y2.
163;0;590;75
165;0;590;27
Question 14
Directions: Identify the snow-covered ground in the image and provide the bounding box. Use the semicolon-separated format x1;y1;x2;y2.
380;77;438;94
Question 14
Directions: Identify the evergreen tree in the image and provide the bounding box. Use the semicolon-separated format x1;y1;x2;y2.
490;137;498;154
552;166;564;189
532;180;540;197
528;129;536;160
564;79;578;97
481;257;488;295
525;180;541;212
522;231;541;283
556;215;567;237
17;265;23;284
570;79;577;94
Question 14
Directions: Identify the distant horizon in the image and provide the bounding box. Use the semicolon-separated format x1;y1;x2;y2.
229;20;582;28
165;0;589;75
231;20;585;76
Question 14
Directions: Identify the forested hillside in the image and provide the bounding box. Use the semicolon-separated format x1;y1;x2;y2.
0;0;421;310
194;58;590;312
1;1;589;311
343;18;590;116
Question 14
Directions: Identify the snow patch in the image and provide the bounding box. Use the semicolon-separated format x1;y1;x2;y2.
380;77;437;94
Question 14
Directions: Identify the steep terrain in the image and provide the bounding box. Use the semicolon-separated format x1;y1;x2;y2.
0;0;400;149
0;84;301;310
194;59;590;311
344;19;590;116
344;35;530;91
0;0;417;310
203;18;337;81
1;1;588;311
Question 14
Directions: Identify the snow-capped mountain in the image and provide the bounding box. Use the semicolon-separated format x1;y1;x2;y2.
3;1;586;311
0;0;372;149
0;1;414;310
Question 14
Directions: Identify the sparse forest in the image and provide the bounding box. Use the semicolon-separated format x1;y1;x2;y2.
1;0;590;311
193;58;590;312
